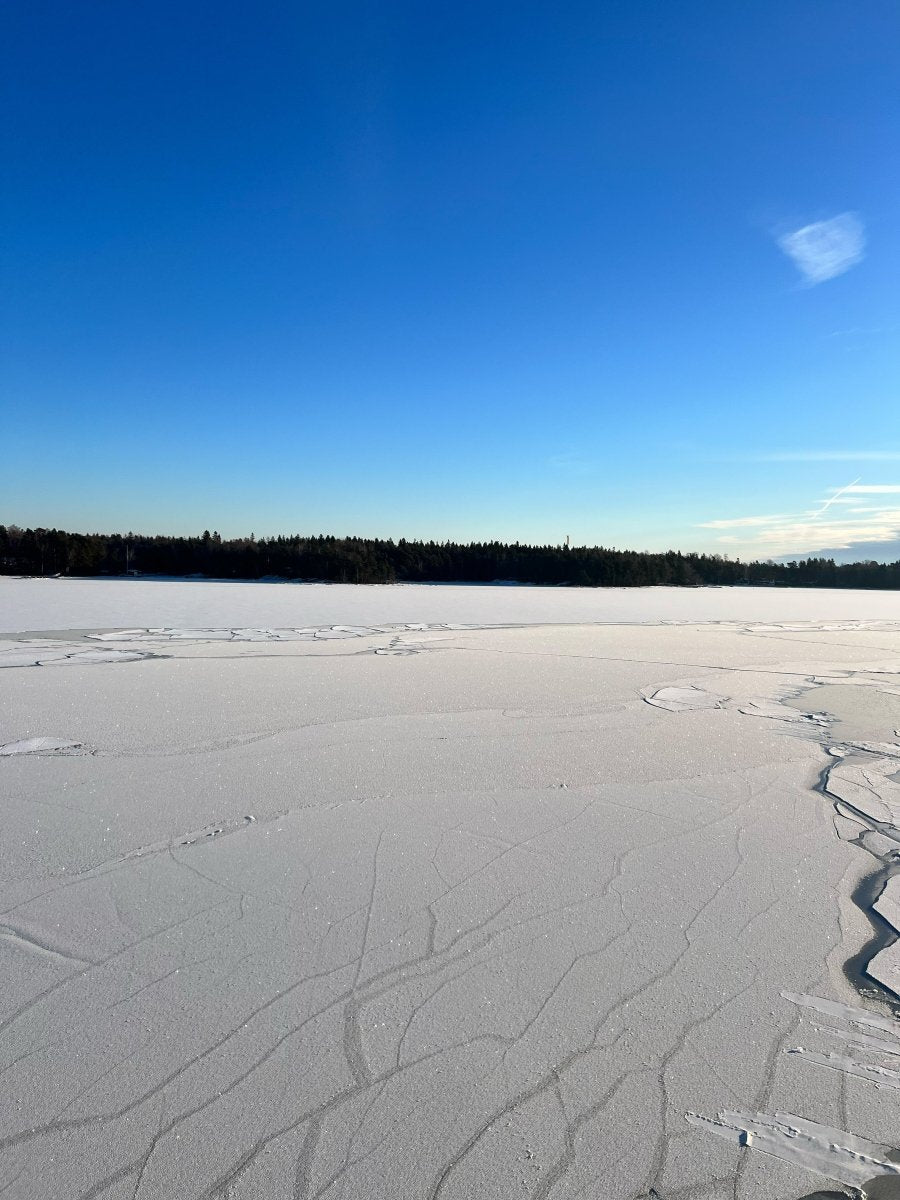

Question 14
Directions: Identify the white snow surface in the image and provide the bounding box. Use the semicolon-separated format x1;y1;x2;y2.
2;575;900;633
3;580;900;1198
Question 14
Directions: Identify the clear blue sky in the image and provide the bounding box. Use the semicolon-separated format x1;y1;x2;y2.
3;1;899;559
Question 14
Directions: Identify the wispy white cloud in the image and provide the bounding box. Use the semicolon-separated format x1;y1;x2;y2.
715;518;900;554
777;213;865;285
758;450;900;462
698;479;900;557
547;451;593;477
809;477;860;517
825;325;886;339
698;515;788;529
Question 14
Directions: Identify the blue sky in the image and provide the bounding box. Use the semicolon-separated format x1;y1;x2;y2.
3;1;899;559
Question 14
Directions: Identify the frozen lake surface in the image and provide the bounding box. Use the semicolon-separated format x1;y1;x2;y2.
2;578;900;1199
3;575;900;634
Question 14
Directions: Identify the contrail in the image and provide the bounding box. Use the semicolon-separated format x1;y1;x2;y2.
811;476;861;518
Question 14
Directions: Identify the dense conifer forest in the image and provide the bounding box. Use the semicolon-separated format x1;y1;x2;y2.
2;524;900;589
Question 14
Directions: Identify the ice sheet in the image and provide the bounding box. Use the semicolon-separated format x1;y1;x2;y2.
3;583;900;1198
4;575;900;634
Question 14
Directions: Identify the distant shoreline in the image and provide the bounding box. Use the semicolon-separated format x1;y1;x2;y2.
3;525;899;590
0;571;820;590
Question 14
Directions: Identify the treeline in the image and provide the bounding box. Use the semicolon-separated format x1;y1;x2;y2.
2;524;900;589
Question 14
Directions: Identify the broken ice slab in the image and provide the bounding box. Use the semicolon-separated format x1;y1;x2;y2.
0;737;85;756
686;1110;900;1188
643;685;728;712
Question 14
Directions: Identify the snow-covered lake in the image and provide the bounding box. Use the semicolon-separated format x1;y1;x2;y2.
2;577;900;1198
1;574;899;632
